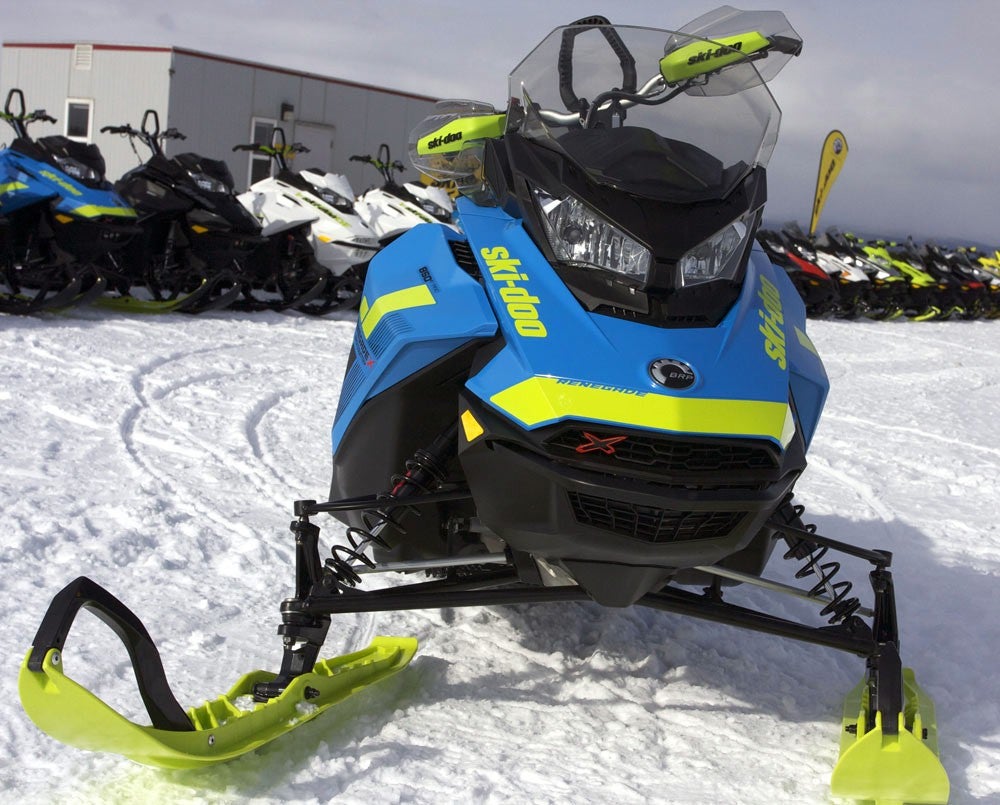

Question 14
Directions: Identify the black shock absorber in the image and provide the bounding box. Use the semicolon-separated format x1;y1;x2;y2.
774;498;862;624
253;421;461;702
323;421;460;589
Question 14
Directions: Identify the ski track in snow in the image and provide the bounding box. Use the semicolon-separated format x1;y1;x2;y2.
0;310;998;804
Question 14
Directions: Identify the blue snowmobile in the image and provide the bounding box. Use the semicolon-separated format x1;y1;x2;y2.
0;88;137;313
19;8;948;803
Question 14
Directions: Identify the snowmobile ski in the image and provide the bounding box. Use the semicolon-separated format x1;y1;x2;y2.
18;577;416;769
831;669;949;805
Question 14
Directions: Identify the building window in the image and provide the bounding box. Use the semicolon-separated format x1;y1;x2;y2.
65;99;93;142
247;117;277;186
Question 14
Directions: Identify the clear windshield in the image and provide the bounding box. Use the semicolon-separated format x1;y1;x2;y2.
506;20;790;203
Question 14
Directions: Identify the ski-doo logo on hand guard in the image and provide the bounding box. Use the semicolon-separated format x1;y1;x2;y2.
480;246;547;338
758;274;787;370
426;131;462;150
688;41;743;65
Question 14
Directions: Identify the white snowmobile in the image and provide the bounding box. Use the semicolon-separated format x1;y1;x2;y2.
235;129;379;311
351;142;459;245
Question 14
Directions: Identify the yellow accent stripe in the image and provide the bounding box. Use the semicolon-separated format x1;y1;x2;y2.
73;204;137;219
360;284;436;338
0;181;28;194
490;376;794;446
794;326;819;357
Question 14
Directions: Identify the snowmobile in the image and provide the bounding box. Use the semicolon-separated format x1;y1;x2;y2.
0;88;137;313
756;227;839;317
98;110;263;313
233;128;379;312
781;222;873;319
818;229;908;320
860;240;945;321
918;239;994;319
352;142;458;245
19;9;949;804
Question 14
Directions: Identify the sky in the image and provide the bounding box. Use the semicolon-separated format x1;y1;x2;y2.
3;0;1000;243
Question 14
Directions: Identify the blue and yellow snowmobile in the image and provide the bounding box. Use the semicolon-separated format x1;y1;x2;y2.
0;89;137;313
18;8;948;804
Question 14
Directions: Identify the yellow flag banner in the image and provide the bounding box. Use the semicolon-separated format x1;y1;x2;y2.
809;130;848;236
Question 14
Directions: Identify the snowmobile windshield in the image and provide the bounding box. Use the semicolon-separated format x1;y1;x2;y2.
507;11;800;203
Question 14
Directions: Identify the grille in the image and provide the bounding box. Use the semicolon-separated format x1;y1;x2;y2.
449;240;480;276
568;491;744;543
547;428;778;474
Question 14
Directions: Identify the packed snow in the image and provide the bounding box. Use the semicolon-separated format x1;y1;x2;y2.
0;305;997;804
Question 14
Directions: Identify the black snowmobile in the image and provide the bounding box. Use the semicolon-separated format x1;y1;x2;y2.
19;9;948;804
756;227;839;317
98;110;264;313
918;239;992;320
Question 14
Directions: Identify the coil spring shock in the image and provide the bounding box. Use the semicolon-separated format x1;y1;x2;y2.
777;501;862;624
323;429;456;589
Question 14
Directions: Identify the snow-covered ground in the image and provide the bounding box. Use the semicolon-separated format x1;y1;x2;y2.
0;307;996;804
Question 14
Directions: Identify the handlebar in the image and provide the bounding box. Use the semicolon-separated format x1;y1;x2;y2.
558;16;636;113
351;145;405;183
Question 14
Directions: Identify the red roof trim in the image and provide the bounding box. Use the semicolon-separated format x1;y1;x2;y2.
2;42;438;103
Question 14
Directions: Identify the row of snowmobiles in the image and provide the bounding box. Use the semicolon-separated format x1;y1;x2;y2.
0;90;456;315
758;222;1000;321
18;7;951;804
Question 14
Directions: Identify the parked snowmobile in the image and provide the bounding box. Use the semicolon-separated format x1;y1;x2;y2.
756;227;839;317
814;228;907;320
234;128;379;312
99;110;263;312
918;239;993;319
0;89;137;313
352;143;458;244
861;240;944;321
18;9;948;804
780;221;875;318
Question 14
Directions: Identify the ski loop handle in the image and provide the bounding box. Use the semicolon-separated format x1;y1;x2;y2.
26;576;194;731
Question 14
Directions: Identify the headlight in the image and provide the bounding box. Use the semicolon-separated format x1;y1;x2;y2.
187;170;229;194
676;213;754;287
418;199;450;218
533;187;651;283
55;157;99;183
319;189;354;209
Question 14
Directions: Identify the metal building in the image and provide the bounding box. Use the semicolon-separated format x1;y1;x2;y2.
0;42;439;192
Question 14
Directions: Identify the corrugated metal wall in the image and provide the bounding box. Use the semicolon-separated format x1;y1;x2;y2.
1;45;173;182
1;43;437;193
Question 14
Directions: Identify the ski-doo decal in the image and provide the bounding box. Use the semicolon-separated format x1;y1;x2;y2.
480;245;547;337
758;273;787;369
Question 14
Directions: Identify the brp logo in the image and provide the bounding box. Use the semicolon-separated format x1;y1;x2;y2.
649;358;696;390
